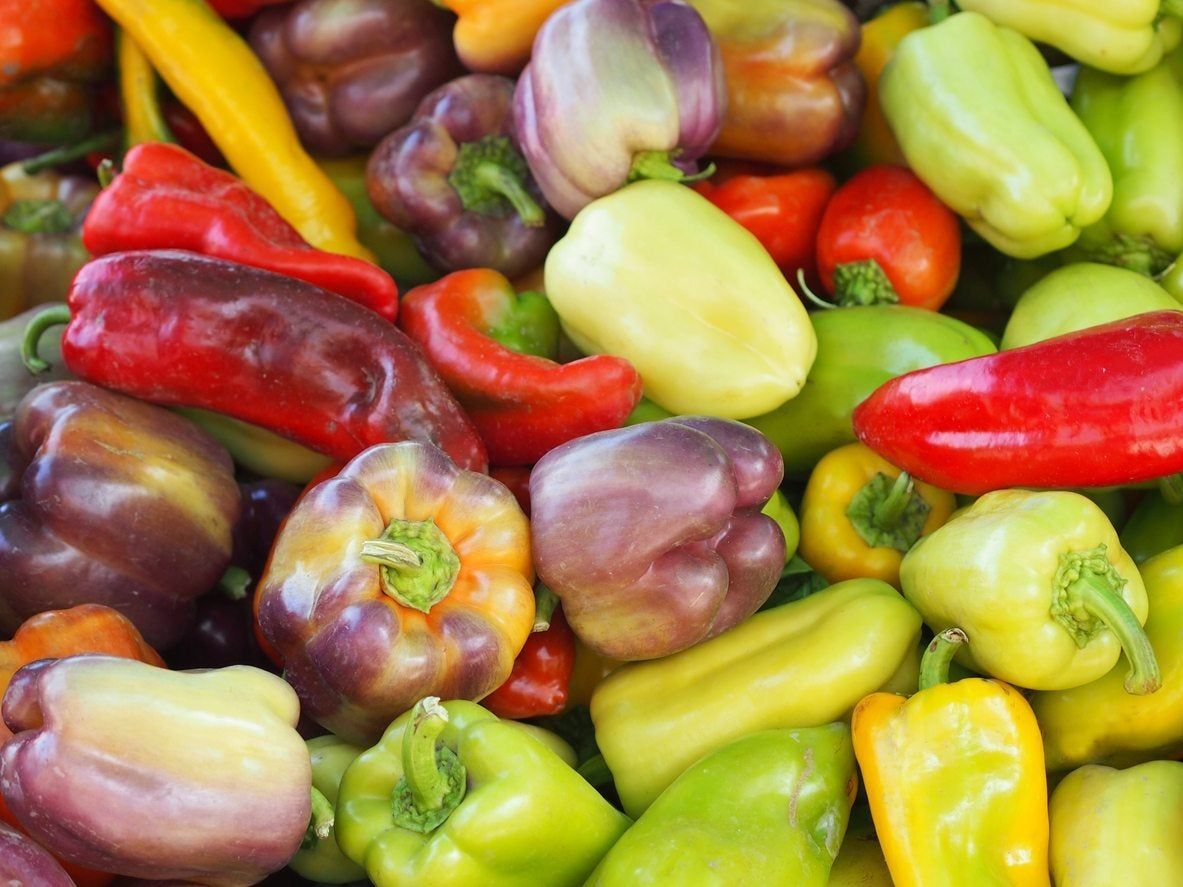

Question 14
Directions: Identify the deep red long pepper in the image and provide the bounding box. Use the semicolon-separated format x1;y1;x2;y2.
852;311;1183;494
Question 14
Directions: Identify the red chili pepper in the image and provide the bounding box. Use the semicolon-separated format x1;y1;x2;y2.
816;164;961;311
852;312;1183;494
399;268;643;466
23;251;486;472
82;143;399;320
483;600;576;720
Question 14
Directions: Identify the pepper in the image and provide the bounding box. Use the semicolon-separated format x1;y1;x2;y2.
118;29;172;147
0;307;69;420
0;381;240;650
399;269;642;466
95;0;373;260
880;11;1112;258
174;407;333;486
0;822;73;887
257;441;533;743
209;0;292;17
828;821;893;887
1032;545;1183;770
852;629;1051;887
531;417;786;661
335;697;631;886
587;725;857;886
482;598;576;720
853;312;1183;493
591;578;922;816
1121;492;1183;565
687;0;865;167
746;305;996;476
0;656;311;885
1050;760;1183;885
958;0;1183;75
545;180;817;419
901;490;1157;694
798;442;955;589
26;251;486;472
431;1;565;74
290;736;367;885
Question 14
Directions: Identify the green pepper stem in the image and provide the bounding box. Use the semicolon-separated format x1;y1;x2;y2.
795;269;836;310
832;260;900;307
448;135;545;226
96;159;117;189
471;162;545;227
389;697;468;834
359;518;460;613
873;472;915;530
217;565;251;602
533;584;559;632
1160;474;1183;506
21;130;121;176
301;786;335;850
360;540;422;569
627;150;715;186
1071;570;1161;695
919;628;967;691
21;304;71;375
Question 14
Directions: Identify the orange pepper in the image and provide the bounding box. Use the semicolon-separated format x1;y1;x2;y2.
433;0;568;74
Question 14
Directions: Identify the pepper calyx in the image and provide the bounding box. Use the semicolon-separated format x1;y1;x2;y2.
361;518;460;613
627;150;715;185
390;697;467;834
2;199;74;234
449;135;545;227
833;260;900;307
845;471;931;552
1084;232;1174;278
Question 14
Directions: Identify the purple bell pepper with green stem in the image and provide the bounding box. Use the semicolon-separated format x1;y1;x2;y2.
513;0;725;220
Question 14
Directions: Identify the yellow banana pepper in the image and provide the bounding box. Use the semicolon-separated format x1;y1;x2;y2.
798;442;955;588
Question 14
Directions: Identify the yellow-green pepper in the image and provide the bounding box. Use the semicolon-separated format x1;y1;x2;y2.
291;736;367;884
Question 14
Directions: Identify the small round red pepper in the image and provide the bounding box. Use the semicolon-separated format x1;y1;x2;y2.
483;600;576;720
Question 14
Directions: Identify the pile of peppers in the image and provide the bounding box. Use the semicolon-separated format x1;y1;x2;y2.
2;0;1183;884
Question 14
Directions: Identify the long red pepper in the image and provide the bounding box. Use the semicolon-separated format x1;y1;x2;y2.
852;311;1183;494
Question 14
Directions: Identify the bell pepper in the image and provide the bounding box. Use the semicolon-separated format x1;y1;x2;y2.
1121;492;1183;565
399;269;642;466
828;822;893;887
1001;263;1180;349
591;578;922;816
0;306;70;420
815;165;962;311
1032;545;1183;770
174;408;333;486
513;0;725;220
335;697;630;886
687;0;864;167
958;0;1183;75
531;417;786;660
95;0;373;260
257;441;533;743
587;725;857;886
250;0;460;156
431;0;566;74
0;822;73;887
0;381;240;649
545;180;817;419
901;489;1157;694
0;657;310;885
25;251;486;472
880;11;1112;258
1049;760;1183;885
853;629;1051;887
1162;255;1183;302
291;736;367;885
482;596;576;720
746;305;996;476
209;0;292;17
853;312;1183;493
83;143;399;320
798;442;955;588
367;74;559;279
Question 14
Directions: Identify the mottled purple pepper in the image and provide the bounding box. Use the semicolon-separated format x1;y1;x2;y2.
513;0;725;219
250;0;461;155
530;416;786;660
0;821;74;887
367;74;559;278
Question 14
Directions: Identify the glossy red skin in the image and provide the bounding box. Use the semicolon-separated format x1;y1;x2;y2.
853;311;1183;494
817;164;961;311
83;143;398;320
0;820;75;887
209;0;291;17
63;251;486;472
483;607;575;719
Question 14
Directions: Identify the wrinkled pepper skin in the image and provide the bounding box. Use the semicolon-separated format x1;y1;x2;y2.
546;180;817;419
0;382;240;650
514;0;725;220
746;305;996;476
588;726;856;886
251;0;460;156
591;578;922;816
336;698;630;887
290;736;366;884
881;12;1112;258
0;821;74;887
530;418;785;661
0;656;310;886
257;442;534;743
1033;545;1183;771
1050;761;1183;886
688;0;865;167
433;0;567;74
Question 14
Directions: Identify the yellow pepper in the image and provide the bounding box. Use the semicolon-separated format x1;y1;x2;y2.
433;0;567;75
853;629;1051;887
95;0;372;261
798;442;955;588
829;823;894;887
117;28;170;146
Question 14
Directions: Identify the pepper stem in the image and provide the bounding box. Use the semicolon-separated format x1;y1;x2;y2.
832;260;900;307
20;129;121;176
217;565;251;601
389;697;467;834
21;304;71;375
919;628;968;691
627;150;715;185
846;471;931;552
1160;474;1183;506
795;269;836;310
359;518;460;613
874;472;914;529
448;135;545;227
301;787;335;850
533;584;559;632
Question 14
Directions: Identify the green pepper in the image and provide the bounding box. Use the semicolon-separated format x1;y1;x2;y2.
1121;492;1183;565
586;725;856;886
745;305;996;477
174;407;333;485
291;736;367;884
335;697;629;887
761;489;800;565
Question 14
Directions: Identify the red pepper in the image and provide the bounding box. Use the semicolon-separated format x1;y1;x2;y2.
82;143;399;320
23;251;486;472
483;597;576;720
491;465;533;515
208;0;292;17
816;165;961;311
852;312;1183;494
399;268;643;466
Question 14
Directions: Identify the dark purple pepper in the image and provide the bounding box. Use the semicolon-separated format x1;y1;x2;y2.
232;479;302;578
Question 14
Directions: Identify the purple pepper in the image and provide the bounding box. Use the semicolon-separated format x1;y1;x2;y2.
513;0;726;220
0;821;75;887
367;74;559;278
529;417;786;661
